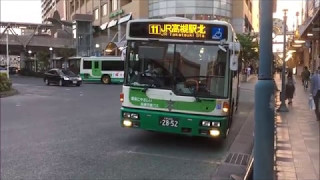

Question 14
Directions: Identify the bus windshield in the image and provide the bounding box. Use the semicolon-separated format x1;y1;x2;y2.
125;41;229;98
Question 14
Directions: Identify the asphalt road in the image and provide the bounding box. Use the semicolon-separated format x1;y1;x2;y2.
1;76;255;180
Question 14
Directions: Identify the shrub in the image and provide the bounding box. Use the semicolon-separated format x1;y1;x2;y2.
19;69;44;78
0;73;12;92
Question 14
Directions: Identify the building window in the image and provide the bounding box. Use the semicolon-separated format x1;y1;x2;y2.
102;4;108;16
94;9;99;20
112;0;118;11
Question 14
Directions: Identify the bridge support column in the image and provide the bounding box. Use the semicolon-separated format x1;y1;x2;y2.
20;51;26;69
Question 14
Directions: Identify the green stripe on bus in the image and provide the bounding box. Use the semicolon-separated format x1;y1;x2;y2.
129;87;216;112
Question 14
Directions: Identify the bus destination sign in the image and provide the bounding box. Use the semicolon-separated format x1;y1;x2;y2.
149;24;206;38
129;22;228;41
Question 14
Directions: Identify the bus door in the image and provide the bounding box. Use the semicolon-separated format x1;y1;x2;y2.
92;61;102;77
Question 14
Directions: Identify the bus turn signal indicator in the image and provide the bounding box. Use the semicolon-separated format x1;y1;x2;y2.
223;102;229;113
120;93;124;103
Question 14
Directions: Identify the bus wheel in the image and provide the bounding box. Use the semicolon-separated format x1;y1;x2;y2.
101;75;111;84
235;91;240;112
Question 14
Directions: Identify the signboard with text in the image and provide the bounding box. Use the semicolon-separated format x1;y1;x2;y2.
129;22;228;41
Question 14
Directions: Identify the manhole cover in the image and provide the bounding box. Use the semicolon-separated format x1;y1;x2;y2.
224;152;250;166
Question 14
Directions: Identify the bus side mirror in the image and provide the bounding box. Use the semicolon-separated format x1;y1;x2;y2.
120;47;127;61
229;42;240;52
230;54;238;71
229;42;240;71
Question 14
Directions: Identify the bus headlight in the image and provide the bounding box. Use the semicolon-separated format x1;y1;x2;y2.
201;121;211;127
209;129;220;137
212;122;221;127
123;112;131;118
130;113;139;120
123;119;132;127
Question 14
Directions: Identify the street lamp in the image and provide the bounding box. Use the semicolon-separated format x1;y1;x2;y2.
294;39;306;44
95;44;100;56
278;9;289;112
49;47;53;68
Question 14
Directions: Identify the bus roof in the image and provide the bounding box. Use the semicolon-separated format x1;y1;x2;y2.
126;18;237;44
81;56;122;61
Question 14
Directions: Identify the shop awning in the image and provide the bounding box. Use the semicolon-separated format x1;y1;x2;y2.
107;19;118;28
118;13;132;24
52;57;63;60
298;8;320;37
100;22;108;30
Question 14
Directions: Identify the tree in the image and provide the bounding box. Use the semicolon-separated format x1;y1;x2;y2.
36;51;50;72
237;33;259;68
56;48;76;60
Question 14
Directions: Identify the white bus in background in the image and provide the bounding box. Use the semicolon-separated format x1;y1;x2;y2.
80;56;124;84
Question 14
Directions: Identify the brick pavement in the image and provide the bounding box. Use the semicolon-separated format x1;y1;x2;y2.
274;74;320;180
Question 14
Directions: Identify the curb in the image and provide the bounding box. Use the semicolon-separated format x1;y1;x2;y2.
212;107;255;180
0;89;19;98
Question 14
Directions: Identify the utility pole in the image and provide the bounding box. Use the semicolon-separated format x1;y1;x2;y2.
278;9;289;112
254;0;275;179
6;30;10;79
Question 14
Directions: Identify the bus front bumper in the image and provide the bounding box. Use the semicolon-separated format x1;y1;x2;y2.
120;107;229;138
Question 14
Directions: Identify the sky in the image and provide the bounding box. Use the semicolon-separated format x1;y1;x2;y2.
0;0;42;23
0;0;304;28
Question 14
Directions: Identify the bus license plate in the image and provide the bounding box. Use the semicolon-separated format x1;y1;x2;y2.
159;117;179;128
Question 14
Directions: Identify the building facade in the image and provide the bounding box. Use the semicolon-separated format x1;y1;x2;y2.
148;0;256;33
297;0;320;72
42;0;68;22
42;0;258;57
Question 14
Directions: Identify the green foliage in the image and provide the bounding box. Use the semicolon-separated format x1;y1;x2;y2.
0;73;12;92
56;48;76;60
36;51;50;72
19;69;44;77
237;33;259;65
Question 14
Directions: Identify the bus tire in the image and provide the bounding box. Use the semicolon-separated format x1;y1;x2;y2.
101;75;111;84
235;90;240;112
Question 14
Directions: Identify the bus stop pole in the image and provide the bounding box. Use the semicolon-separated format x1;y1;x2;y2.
254;0;275;179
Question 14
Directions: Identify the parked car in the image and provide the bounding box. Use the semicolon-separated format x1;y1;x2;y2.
44;68;82;86
0;66;6;74
9;67;19;74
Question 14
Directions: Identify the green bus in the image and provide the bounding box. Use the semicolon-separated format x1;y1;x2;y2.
80;56;124;84
120;18;241;138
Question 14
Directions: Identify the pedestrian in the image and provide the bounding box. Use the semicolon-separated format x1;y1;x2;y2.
285;70;296;104
310;67;320;121
301;66;311;88
247;66;251;77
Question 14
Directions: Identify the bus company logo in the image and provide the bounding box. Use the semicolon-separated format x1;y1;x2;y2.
149;24;206;38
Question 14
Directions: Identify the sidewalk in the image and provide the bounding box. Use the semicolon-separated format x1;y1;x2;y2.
274;74;320;180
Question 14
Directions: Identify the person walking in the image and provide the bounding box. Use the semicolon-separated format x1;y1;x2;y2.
285;70;296;104
301;66;311;88
310;67;320;121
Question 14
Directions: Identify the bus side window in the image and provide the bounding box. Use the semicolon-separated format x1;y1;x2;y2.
83;61;91;69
